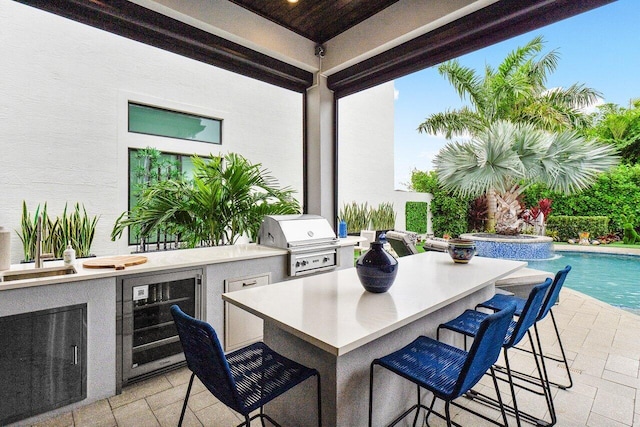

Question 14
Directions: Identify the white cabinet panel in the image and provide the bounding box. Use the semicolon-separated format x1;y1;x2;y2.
224;273;269;351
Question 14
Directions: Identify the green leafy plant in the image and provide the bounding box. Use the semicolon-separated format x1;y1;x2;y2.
339;202;371;234
17;201;99;261
129;147;182;246
370;202;396;231
112;152;301;247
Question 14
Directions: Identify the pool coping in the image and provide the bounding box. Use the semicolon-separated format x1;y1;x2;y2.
554;243;640;256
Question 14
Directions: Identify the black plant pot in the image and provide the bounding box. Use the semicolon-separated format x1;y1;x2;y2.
356;241;398;293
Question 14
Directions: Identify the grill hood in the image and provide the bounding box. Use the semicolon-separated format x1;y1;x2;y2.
258;214;338;249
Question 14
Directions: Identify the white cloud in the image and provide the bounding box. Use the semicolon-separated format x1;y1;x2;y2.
580;96;604;114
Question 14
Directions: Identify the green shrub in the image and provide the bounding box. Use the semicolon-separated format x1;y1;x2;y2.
523;164;640;232
405;202;428;234
546;216;609;241
410;170;470;237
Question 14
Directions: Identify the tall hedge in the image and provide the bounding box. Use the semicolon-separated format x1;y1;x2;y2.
405;201;428;233
410;170;470;237
523;164;640;231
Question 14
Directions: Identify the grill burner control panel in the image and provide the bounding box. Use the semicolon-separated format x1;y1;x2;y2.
291;250;337;275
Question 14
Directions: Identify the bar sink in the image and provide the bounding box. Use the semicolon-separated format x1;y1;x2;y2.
1;265;77;282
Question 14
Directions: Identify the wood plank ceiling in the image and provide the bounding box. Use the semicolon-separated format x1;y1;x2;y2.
228;0;401;44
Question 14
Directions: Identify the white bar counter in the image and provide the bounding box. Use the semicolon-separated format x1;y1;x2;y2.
223;251;526;426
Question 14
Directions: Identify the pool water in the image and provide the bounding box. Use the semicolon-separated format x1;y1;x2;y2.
528;251;640;315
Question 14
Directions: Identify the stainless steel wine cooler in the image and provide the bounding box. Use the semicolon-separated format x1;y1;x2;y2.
116;268;203;391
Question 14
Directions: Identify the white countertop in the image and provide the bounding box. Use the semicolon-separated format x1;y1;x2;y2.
0;236;361;291
223;251;526;356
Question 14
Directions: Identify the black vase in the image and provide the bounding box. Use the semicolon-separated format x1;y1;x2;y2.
356;241;398;293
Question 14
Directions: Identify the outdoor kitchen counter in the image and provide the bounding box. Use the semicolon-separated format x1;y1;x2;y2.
223;251;526;426
0;236;361;291
0;237;361;426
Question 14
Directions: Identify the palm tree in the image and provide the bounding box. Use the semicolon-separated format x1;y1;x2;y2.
418;36;600;138
434;121;619;232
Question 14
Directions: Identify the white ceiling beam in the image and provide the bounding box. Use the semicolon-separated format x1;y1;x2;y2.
129;0;320;72
322;0;498;75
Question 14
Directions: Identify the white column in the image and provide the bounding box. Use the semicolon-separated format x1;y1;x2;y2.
305;75;336;222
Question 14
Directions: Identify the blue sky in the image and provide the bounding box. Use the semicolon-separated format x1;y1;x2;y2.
393;0;640;189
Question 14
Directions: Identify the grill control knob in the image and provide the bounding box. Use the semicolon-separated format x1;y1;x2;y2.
323;256;331;262
295;261;301;267
301;260;308;266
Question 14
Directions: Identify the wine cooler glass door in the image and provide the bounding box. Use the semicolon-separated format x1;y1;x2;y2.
120;269;202;385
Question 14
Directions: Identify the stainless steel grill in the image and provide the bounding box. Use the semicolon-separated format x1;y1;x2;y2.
257;214;339;276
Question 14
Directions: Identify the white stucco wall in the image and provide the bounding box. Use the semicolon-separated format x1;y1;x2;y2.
338;83;431;233
0;1;303;263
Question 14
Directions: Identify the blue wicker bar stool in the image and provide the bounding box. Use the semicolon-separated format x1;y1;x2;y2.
437;278;553;427
477;265;573;389
170;305;322;427
369;303;516;427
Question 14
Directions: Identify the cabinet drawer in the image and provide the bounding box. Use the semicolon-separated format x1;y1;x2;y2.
224;273;269;352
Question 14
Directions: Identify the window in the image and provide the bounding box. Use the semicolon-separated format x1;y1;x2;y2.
127;148;195;247
128;102;222;144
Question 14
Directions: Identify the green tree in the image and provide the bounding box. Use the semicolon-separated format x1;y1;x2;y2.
112;153;301;247
417;36;600;138
585;99;640;165
434;121;619;233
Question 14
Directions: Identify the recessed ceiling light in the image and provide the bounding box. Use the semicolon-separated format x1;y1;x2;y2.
287;0;298;3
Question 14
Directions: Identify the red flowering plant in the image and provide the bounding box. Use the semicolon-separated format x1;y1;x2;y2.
521;198;552;234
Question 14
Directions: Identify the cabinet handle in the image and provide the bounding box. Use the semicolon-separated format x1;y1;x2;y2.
72;345;78;365
243;280;257;287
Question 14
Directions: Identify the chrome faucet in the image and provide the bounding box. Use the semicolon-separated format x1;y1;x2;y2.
35;215;54;268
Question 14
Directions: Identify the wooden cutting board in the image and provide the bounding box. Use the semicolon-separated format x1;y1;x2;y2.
83;255;148;270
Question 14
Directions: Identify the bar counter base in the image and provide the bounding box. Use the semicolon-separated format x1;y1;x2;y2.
262;285;494;427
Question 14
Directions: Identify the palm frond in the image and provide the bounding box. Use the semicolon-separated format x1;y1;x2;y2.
496;35;544;79
538;132;620;193
434;122;523;197
528;49;560;88
437;60;485;108
540;84;602;110
417;108;484;138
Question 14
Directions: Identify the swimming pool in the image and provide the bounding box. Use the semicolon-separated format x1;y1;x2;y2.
528;251;640;315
